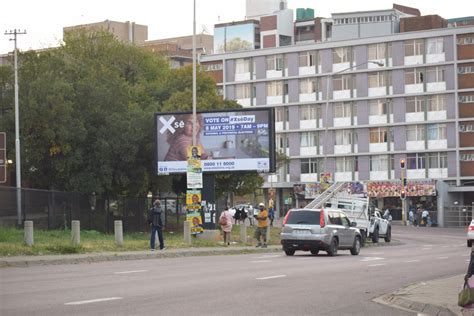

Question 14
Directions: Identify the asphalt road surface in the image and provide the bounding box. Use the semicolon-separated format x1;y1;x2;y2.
0;225;469;315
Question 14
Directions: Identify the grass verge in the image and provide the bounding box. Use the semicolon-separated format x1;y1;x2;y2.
0;224;282;256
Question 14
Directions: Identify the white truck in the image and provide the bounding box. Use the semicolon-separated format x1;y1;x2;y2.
305;182;391;245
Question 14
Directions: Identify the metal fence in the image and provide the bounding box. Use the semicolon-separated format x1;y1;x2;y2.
445;205;473;228
0;186;187;233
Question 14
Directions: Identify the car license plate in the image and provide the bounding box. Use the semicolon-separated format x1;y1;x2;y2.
294;229;310;235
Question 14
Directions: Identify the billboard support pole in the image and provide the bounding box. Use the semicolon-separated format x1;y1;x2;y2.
192;0;197;146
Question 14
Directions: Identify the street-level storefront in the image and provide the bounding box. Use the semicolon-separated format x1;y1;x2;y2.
368;180;437;224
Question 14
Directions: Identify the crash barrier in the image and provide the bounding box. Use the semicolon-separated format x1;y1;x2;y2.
240;222;247;243
183;221;191;245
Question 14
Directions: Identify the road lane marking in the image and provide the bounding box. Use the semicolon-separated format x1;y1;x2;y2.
366;252;384;255
65;297;123;305
360;257;384;262
251;260;271;263
114;270;148;274
254;255;281;259
404;260;420;263
437;257;449;260
442;245;450;248
256;275;286;280
421;248;432;251
423;244;434;247
462;254;470;257
368;264;386;267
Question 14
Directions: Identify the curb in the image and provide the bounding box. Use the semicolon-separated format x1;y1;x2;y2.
0;246;282;268
374;291;457;316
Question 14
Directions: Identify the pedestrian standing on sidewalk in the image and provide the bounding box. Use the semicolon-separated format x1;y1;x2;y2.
219;207;233;246
268;207;275;227
148;199;165;251
254;203;269;248
462;249;474;314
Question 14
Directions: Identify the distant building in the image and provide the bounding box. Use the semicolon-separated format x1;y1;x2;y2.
63;20;148;45
202;4;474;227
246;0;287;20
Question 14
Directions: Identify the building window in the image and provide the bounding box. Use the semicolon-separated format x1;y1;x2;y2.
426;37;444;55
335;129;355;145
458;66;474;74
460;153;474;161
428;152;448;169
369;99;391;116
266;55;285;71
276;107;289;123
406;97;425;113
427;123;447;141
333;75;354;91
235;58;250;74
276;134;289;152
216;87;224;96
369;127;389;143
404;39;424;56
426;66;445;83
300;132;318;147
370;155;393;171
407;153;425;170
299;78;319;94
459;95;474;103
298;51;318;67
204;63;223;71
336;157;357;172
457;36;474;45
266;81;284;96
300;105;317;120
334;102;352;118
406;125;425;141
427;95;447;111
368;44;386;60
368;71;391;88
405;68;424;84
235;84;252;99
301;158;320;174
332;47;353;64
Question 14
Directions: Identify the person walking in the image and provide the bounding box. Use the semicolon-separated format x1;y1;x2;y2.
462;250;474;314
255;203;269;248
268;206;275;227
148;199;165;251
219;207;233;246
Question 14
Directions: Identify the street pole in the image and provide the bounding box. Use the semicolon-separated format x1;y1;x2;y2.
4;29;26;226
192;0;197;146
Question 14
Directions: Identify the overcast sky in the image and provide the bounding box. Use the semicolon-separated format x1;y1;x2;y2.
1;0;472;54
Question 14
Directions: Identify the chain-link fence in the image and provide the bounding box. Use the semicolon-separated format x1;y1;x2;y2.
0;186;186;233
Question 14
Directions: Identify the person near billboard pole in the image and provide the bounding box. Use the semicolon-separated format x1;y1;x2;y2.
148;200;165;251
219;207;233;246
255;203;268;248
164;113;208;161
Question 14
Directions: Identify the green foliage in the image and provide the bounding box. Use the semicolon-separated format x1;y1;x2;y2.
0;29;264;200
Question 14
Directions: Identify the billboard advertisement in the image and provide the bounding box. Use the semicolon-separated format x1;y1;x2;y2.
156;108;275;174
214;22;257;54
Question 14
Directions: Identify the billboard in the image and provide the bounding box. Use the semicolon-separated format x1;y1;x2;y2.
155;108;275;174
214;22;257;54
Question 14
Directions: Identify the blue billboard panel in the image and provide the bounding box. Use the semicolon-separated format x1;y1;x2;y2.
155;108;275;174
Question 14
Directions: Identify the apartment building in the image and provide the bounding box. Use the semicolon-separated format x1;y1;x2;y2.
201;8;474;226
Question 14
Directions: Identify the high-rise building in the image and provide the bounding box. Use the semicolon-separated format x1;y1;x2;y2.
202;5;474;227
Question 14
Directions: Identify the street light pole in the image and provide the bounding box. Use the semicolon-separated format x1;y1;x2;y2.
4;29;26;226
192;0;197;146
323;60;384;177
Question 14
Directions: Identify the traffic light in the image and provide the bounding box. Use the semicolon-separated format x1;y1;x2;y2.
400;189;406;200
400;159;406;169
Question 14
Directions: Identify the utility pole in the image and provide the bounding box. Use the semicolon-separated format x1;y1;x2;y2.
192;0;197;146
4;29;26;226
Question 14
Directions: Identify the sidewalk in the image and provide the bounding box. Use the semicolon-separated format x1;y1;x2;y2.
374;275;464;316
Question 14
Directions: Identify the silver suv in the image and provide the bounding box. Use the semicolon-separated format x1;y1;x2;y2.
280;208;362;256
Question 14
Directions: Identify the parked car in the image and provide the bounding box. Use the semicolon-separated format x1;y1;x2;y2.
467;220;474;247
280;208;362;256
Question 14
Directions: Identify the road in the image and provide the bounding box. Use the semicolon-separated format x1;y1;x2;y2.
0;225;469;315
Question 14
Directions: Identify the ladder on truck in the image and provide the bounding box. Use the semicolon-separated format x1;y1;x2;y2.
305;182;348;210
